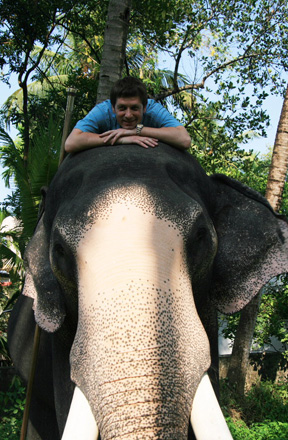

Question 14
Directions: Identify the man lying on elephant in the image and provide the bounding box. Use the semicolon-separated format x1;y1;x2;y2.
65;76;191;153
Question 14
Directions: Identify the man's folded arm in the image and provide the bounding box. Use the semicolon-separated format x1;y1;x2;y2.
65;125;191;154
139;125;191;150
65;129;106;153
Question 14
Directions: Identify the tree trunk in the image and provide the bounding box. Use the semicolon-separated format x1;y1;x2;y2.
265;85;288;211
96;0;132;104
227;84;288;395
226;294;261;394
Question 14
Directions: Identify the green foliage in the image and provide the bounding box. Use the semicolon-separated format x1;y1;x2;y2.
0;266;23;362
0;284;22;361
253;275;288;358
2;0;288;140
0;208;25;361
220;274;288;364
0;376;25;439
227;419;288;440
143;0;288;146
221;380;288;440
0;117;61;242
0;118;61;363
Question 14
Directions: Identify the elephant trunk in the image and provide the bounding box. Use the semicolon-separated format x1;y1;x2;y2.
62;374;233;440
68;198;211;439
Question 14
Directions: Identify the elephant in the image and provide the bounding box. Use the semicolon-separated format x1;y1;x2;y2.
8;142;288;440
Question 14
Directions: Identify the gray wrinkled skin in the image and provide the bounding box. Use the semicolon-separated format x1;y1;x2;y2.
8;143;288;440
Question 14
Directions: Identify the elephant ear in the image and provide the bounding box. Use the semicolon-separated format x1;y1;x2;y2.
23;214;66;332
210;174;288;314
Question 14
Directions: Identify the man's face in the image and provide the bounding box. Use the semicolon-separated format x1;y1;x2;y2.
113;96;146;130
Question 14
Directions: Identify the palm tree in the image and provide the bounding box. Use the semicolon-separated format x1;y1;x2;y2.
96;0;132;103
265;85;288;211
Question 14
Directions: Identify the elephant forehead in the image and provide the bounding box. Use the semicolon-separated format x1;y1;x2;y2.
76;202;186;294
53;183;205;253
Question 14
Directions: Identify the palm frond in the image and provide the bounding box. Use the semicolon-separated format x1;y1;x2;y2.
0;127;15;147
1;75;69;119
19;116;62;239
0;128;23;187
1;117;61;242
31;47;77;77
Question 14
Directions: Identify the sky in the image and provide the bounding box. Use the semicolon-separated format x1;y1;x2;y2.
0;70;286;205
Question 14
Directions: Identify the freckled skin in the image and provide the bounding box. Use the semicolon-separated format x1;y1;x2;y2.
70;198;211;438
8;143;288;440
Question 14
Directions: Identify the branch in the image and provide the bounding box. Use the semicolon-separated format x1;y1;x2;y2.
59;21;102;64
22;25;57;87
154;53;260;100
173;13;215;89
159;4;282;102
173;27;192;89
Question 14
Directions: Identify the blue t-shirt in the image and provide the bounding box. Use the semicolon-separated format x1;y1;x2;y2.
75;99;181;133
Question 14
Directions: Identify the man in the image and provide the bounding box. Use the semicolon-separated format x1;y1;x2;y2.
65;77;191;153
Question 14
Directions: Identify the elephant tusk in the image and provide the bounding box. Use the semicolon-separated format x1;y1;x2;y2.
62;386;99;440
190;373;233;440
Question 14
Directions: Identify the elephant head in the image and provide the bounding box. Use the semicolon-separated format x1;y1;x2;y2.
8;143;288;440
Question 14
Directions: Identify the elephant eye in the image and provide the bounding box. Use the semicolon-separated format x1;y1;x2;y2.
196;227;207;241
52;241;76;283
54;243;65;257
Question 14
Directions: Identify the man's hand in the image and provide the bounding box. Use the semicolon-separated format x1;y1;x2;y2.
99;128;134;145
119;135;158;149
100;129;158;149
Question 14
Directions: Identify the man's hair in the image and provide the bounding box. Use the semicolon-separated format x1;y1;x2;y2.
110;77;148;107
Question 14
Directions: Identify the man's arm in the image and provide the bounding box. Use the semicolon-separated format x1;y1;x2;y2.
145;125;191;150
100;125;191;150
65;125;191;153
64;129;159;153
65;129;105;153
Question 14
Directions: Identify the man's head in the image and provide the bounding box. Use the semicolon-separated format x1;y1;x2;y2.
111;77;148;129
110;77;148;107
